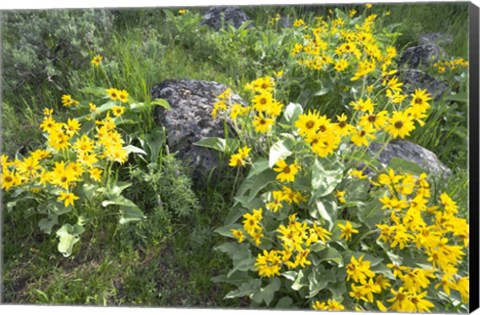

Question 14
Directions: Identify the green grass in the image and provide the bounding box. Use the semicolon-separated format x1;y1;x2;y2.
1;3;470;307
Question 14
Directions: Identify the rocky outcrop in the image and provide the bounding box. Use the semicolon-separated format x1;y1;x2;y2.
151;79;245;181
366;140;451;178
201;7;251;30
398;43;444;69
397;33;454;101
399;69;449;101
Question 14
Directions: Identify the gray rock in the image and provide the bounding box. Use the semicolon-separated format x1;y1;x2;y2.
151;79;245;181
366;140;451;178
398;44;444;69
399;69;449;101
201;6;251;30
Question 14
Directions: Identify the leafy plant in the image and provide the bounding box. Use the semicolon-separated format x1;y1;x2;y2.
207;9;469;310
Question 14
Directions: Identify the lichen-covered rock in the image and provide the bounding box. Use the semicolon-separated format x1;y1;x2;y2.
201;6;251;30
366;140;451;178
151;79;245;181
399;69;449;101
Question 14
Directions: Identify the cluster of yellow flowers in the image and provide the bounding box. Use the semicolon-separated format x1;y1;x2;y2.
291;11;398;82
213;76;284;135
1;88;131;209
372;169;469;310
295;88;432;156
232;211;332;278
434;57;469;73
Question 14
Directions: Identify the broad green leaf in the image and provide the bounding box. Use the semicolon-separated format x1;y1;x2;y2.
80;86;107;97
308;265;336;298
327;278;347;299
253;277;281;306
445;92;467;103
247;159;269;178
282;103;303;124
317;247;344;266
151;98;171;110
102;195;137;208
344;250;384;267
129;102;148;111
82;183;98;201
291;269;308;291
211;271;253;287
234;169;277;207
357;197;384;228
38;214;58;234
228;257;256;277
145;128;165;162
311;158;343;197
214;224;243;238
78;119;96;134
56;223;85;257
275;296;293;309
194;137;227;153
269;140;292;168
225;279;262;299
110;182;133;196
51;203;73;216
119;206;146;224
282;271;297;281
311;196;338;230
371;263;396;280
387;157;426;175
216;242;251;262
124;145;147;156
314;86;330;96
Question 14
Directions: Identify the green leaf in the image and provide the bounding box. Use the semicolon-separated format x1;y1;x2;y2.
82;183;98;201
269;140;292;168
311;158;343;197
247;158;269;178
151;98;171;110
253;277;281;306
110;182;133;196
225;279;262;299
291;269;308;291
234;169;277;207
314;86;330;96
229;256;256;277
214;224;242;238
317;247;344;266
194;137;228;153
275;296;293;309
445;92;467;103
78;119;96;134
344;250;384;267
80;86;107;97
282;270;297;281
145;128;165;162
357;197;384;228
56;223;85;257
102;195;137;208
211;271;253;287
124;145;147;156
387;157;426;175
310;196;338;230
119;206;146;224
38;214;58;234
307;265;336;298
282;102;303;124
216;242;252;268
128;102;149;112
